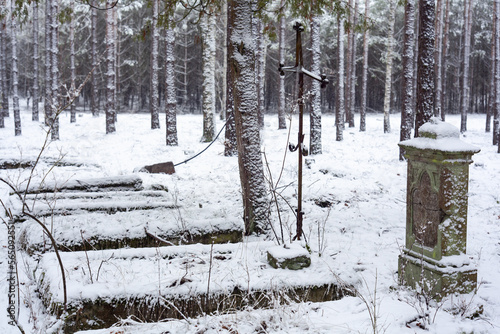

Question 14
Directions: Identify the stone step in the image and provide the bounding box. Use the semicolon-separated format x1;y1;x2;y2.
19;207;244;253
24;174;143;194
35;242;354;333
11;189;174;217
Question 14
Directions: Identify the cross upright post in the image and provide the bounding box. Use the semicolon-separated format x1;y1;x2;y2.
278;22;329;241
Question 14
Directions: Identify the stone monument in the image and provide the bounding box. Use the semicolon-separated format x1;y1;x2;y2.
398;118;480;299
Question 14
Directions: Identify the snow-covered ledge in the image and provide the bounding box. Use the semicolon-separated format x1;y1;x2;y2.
398;118;480;299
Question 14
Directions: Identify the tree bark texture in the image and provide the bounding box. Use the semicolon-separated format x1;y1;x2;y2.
400;0;415;160
383;0;396;134
150;0;160;130
228;0;268;234
70;0;76;123
309;15;322;155
165;25;178;146
415;0;435;137
336;14;345;141
277;0;287;130
11;3;21;136
434;0;444;120
359;0;370;132
0;16;6;127
494;0;500;146
91;3;99;117
201;14;216;142
50;0;59;140
440;0;450;121
32;1;39;122
460;0;473;133
225;4;237;156
105;0;116;134
44;0;52;126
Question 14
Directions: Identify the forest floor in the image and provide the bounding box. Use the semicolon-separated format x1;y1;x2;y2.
1;103;499;334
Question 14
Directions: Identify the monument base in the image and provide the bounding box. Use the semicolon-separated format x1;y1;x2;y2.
398;249;477;300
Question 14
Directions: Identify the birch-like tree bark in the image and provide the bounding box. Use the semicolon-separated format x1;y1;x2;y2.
32;1;39;122
70;0;76;123
383;0;396;133
415;0;435;137
400;0;415;160
11;2;21;136
277;0;286;130
49;0;59;140
228;0;268;234
346;0;358;128
150;0;160;129
105;0;116;134
359;0;370;132
91;2;99;117
165;24;178;146
309;15;322;155
459;0;473;133
201;13;216;142
336;14;345;142
219;2;228;121
434;0;444;119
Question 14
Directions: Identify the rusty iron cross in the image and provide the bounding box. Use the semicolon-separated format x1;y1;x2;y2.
278;22;329;241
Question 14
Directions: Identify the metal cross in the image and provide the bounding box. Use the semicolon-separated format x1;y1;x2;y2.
278;22;329;241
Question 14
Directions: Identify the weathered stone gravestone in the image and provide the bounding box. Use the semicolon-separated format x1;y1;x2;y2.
398;118;480;299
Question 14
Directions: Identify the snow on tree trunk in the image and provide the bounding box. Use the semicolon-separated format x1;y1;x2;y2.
336;14;345;142
346;0;358;128
44;0;52;126
434;0;444;119
50;0;59;140
255;18;266;129
415;0;435;137
383;0;395;134
220;2;228;121
201;13;216;142
359;0;370;132
277;0;287;130
460;0;473;133
150;0;160;130
105;0;116;134
70;0;76;123
494;0;500;146
400;0;415;160
114;13;120;118
11;3;21;136
91;3;99;117
32;1;39;122
165;25;178;146
225;4;237;156
487;1;495;134
309;15;322;155
228;0;268;234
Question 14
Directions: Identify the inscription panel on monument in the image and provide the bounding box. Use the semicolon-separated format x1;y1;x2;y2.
411;172;441;248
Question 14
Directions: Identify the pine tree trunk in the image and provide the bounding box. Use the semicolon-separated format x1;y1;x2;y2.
336;14;345;142
32;1;39;122
220;2;228;121
360;0;370;132
309;15;322;155
277;0;287;130
255;17;266;128
150;0;160;129
0;14;9;120
348;0;358;128
165;24;178;146
225;3;237;156
415;0;435;137
460;0;473;133
228;0;268;234
488;0;495;134
44;0;52;126
11;3;21;136
434;0;444;119
50;0;59;140
441;0;450;121
383;0;396;134
105;0;116;134
70;0;76;123
400;0;415;160
201;14;216;142
345;0;354;128
91;3;99;117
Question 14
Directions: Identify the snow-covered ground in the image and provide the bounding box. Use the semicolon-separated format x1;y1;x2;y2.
1;104;499;333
